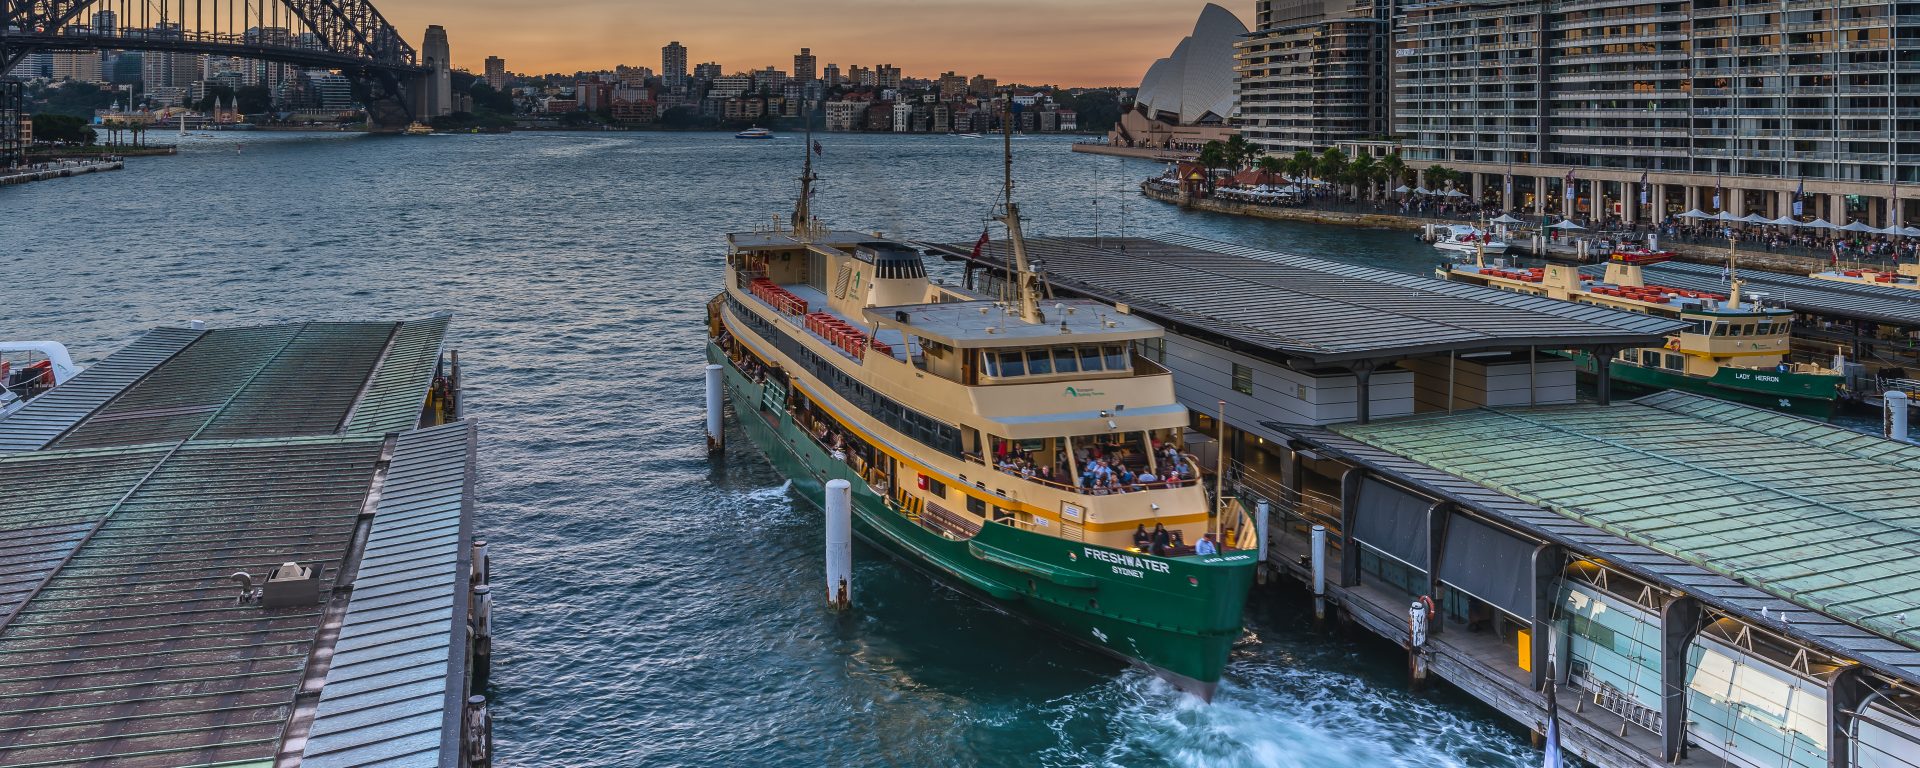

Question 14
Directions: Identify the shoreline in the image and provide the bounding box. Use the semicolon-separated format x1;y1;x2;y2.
1139;181;1854;277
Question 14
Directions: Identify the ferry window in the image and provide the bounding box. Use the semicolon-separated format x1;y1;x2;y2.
981;351;1000;378
1711;322;1727;336
1079;346;1105;372
998;351;1026;377
1683;319;1707;334
966;496;986;515
1104;345;1129;371
1641;350;1660;367
1052;346;1080;373
1027;349;1054;376
1665;354;1684;370
1233;363;1254;395
1728;323;1744;337
1137;337;1166;363
924;476;947;498
1753;320;1771;335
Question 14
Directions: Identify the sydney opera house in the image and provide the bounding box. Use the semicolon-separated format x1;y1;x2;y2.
1102;3;1244;153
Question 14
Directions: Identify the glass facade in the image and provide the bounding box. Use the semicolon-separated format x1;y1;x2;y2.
1686;636;1827;768
1560;582;1663;732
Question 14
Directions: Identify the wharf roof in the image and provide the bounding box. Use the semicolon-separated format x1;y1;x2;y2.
1577;259;1920;326
932;234;1685;366
863;299;1160;348
0;317;449;454
0;318;476;767
1298;391;1920;682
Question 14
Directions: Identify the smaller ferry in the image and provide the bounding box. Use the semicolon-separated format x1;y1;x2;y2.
0;342;79;417
735;127;774;140
1439;244;1844;415
404;122;434;136
1809;261;1919;291
1431;224;1508;257
955;133;984;139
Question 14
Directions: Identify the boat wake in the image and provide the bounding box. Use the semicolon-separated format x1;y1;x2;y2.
745;479;794;503
1031;664;1534;768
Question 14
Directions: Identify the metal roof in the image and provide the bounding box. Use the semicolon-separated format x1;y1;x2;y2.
1276;414;1920;688
1578;259;1920;326
863;299;1158;347
0;436;386;767
1325;391;1920;660
0;327;202;454
0;319;449;453
344;316;452;436
933;234;1685;365
301;421;475;768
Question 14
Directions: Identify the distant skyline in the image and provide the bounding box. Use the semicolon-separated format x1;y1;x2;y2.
380;0;1240;87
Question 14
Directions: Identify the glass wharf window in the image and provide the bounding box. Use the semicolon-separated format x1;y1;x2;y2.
1232;363;1253;395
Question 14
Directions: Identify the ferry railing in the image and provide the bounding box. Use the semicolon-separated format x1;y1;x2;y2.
962;453;1202;496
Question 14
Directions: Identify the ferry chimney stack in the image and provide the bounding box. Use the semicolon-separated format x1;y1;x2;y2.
704;364;725;454
1888;390;1911;442
825;479;853;610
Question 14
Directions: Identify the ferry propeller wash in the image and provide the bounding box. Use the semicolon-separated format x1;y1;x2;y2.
703;119;1259;699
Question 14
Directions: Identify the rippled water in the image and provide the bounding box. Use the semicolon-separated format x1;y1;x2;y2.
4;131;1535;767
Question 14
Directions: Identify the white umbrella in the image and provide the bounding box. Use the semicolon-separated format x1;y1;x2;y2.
1903;226;1920;237
1548;220;1587;230
1802;218;1836;229
1873;224;1906;236
1279;185;1302;194
1742;213;1772;224
1444;189;1468;197
1839;220;1878;233
1769;215;1800;226
1679;209;1710;219
1715;211;1743;221
1490;214;1526;224
1393;185;1411;193
1414;186;1432;195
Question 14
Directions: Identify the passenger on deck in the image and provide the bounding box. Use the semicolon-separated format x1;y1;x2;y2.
1132;524;1151;550
1195;533;1219;556
1150;524;1171;556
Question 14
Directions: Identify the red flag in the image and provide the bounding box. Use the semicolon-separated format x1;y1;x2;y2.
1831;241;1840;267
970;228;990;259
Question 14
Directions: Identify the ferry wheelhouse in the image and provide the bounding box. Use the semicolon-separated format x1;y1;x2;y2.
0;342;78;417
1440;248;1844;415
705;140;1257;698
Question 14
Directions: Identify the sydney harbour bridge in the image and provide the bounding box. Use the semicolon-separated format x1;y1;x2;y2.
1;0;441;162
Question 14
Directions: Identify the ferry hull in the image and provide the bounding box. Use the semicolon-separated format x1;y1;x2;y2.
1564;350;1840;417
709;343;1253;698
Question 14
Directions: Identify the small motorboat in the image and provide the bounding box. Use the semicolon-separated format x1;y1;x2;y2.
1433;224;1509;256
735;127;774;140
0;342;80;418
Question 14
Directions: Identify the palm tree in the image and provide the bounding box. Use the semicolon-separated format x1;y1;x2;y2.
1316;148;1348;189
1290;149;1315;181
1197;140;1229;194
1349;152;1377;200
1223;134;1253;170
1425;164;1452;191
1381;152;1407;193
1256;155;1285;189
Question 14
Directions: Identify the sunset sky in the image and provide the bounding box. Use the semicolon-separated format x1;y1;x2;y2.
381;0;1242;87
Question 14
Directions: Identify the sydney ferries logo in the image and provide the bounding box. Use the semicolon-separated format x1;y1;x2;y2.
1063;386;1106;398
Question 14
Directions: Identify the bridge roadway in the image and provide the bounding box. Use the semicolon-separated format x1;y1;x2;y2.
2;29;424;74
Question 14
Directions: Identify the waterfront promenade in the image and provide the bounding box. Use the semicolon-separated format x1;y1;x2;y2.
0;157;123;186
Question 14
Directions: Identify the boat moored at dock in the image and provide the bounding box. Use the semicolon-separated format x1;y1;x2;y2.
1440;246;1844;415
0;341;78;417
1809;260;1920;291
706;125;1258;699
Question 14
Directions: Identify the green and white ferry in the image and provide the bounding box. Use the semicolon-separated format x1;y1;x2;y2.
704;135;1257;699
1440;245;1844;415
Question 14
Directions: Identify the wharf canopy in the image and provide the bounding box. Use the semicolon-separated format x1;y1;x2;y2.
0;318;488;767
1269;391;1920;768
935;234;1684;426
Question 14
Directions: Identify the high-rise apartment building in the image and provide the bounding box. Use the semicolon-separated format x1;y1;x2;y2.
937;71;968;101
1392;0;1919;226
1235;0;1390;155
793;48;816;84
822;63;842;88
484;56;508;90
51;50;104;83
850;65;874;88
693;61;722;81
754;66;788;93
663;42;688;86
968;74;996;96
876;64;902;90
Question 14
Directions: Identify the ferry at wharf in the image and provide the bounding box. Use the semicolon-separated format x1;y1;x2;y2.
1810;259;1920;291
1440;239;1845;415
705;120;1258;699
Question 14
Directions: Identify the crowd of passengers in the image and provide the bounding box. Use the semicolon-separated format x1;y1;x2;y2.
993;438;1195;494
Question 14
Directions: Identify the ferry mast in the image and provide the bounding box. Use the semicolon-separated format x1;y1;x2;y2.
998;103;1045;325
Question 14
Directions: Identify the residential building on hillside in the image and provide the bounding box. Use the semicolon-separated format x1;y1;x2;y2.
1234;0;1391;155
662;42;688;86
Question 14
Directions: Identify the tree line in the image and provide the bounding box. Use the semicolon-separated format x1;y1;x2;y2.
1193;136;1472;200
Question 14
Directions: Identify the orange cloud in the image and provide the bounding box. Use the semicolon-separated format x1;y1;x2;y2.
380;0;1242;86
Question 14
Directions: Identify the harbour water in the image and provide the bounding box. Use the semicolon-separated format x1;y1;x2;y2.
4;132;1535;767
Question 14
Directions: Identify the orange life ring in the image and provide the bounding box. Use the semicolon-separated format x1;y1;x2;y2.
1665;338;1680;351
